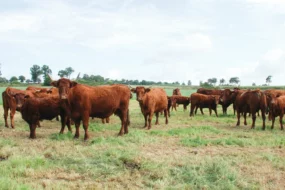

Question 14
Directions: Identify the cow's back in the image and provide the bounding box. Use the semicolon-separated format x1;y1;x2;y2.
145;88;168;112
68;84;130;118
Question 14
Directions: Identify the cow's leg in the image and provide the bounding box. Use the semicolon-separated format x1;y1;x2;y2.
236;110;240;126
147;112;154;130
190;104;195;117
183;105;187;111
209;108;212;116
106;117;110;123
243;112;247;126
164;109;168;124
279;113;284;130
82;113;90;140
124;109;130;134
195;106;198;114
261;110;266;130
251;112;256;129
10;108;16;128
66;117;72;132
200;107;204;115
271;116;275;130
37;121;41;128
56;116;59;121
74;120;81;139
155;112;159;125
29;123;37;139
214;108;218;117
233;104;236;115
101;119;105;124
4;107;9;128
143;114;147;128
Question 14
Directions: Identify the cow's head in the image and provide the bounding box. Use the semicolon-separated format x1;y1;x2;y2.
220;89;236;103
212;95;220;105
266;94;277;121
10;92;26;111
131;86;151;102
51;78;77;100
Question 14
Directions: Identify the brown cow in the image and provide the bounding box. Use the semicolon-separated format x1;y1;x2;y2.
2;87;27;128
51;78;131;140
189;93;219;117
20;95;72;139
173;88;182;96
268;95;285;130
235;90;267;129
197;88;222;96
131;87;168;129
171;95;190;111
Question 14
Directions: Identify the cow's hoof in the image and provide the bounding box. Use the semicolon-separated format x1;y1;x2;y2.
74;135;79;139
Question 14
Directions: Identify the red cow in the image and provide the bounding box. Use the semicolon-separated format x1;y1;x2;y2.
235;90;267;129
131;87;168;129
51;78;131;140
189;93;220;117
20;95;72;138
171;95;190;111
268;95;285;130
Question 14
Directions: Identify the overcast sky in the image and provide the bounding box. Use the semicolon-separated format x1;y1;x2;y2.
1;0;285;85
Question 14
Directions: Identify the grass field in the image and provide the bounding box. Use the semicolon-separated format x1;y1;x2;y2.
1;87;285;189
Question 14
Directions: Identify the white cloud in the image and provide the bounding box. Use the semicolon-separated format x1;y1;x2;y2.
263;49;284;62
247;0;285;5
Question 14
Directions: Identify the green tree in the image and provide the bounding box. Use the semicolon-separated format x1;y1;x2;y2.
0;77;8;83
252;82;256;86
65;67;74;78
58;70;68;78
42;65;52;86
187;80;192;86
10;76;18;83
219;78;225;85
30;65;43;83
266;75;272;86
207;78;217;86
229;77;240;85
18;75;26;83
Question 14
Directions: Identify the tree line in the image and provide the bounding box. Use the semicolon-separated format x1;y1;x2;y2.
0;64;273;87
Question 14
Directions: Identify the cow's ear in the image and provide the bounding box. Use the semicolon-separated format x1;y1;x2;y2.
70;81;77;88
145;88;151;93
131;88;136;93
50;81;58;87
24;95;30;99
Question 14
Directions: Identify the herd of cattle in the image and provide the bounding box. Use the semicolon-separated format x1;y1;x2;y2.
2;78;285;140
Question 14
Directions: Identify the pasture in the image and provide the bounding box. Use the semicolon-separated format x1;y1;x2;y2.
1;86;285;189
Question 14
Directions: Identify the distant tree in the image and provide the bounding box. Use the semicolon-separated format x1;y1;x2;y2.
10;76;18;83
182;82;185;86
65;67;74;79
18;75;26;83
252;82;256;86
219;78;225;85
25;79;31;83
207;78;217;86
42;65;52;86
229;77;240;85
58;70;68;78
187;80;192;86
0;77;8;83
266;75;272;86
36;78;42;84
200;81;213;88
30;65;43;83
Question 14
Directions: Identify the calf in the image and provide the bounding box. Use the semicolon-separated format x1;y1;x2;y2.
189;93;220;117
131;87;168;129
20;95;72;139
171;95;190;111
